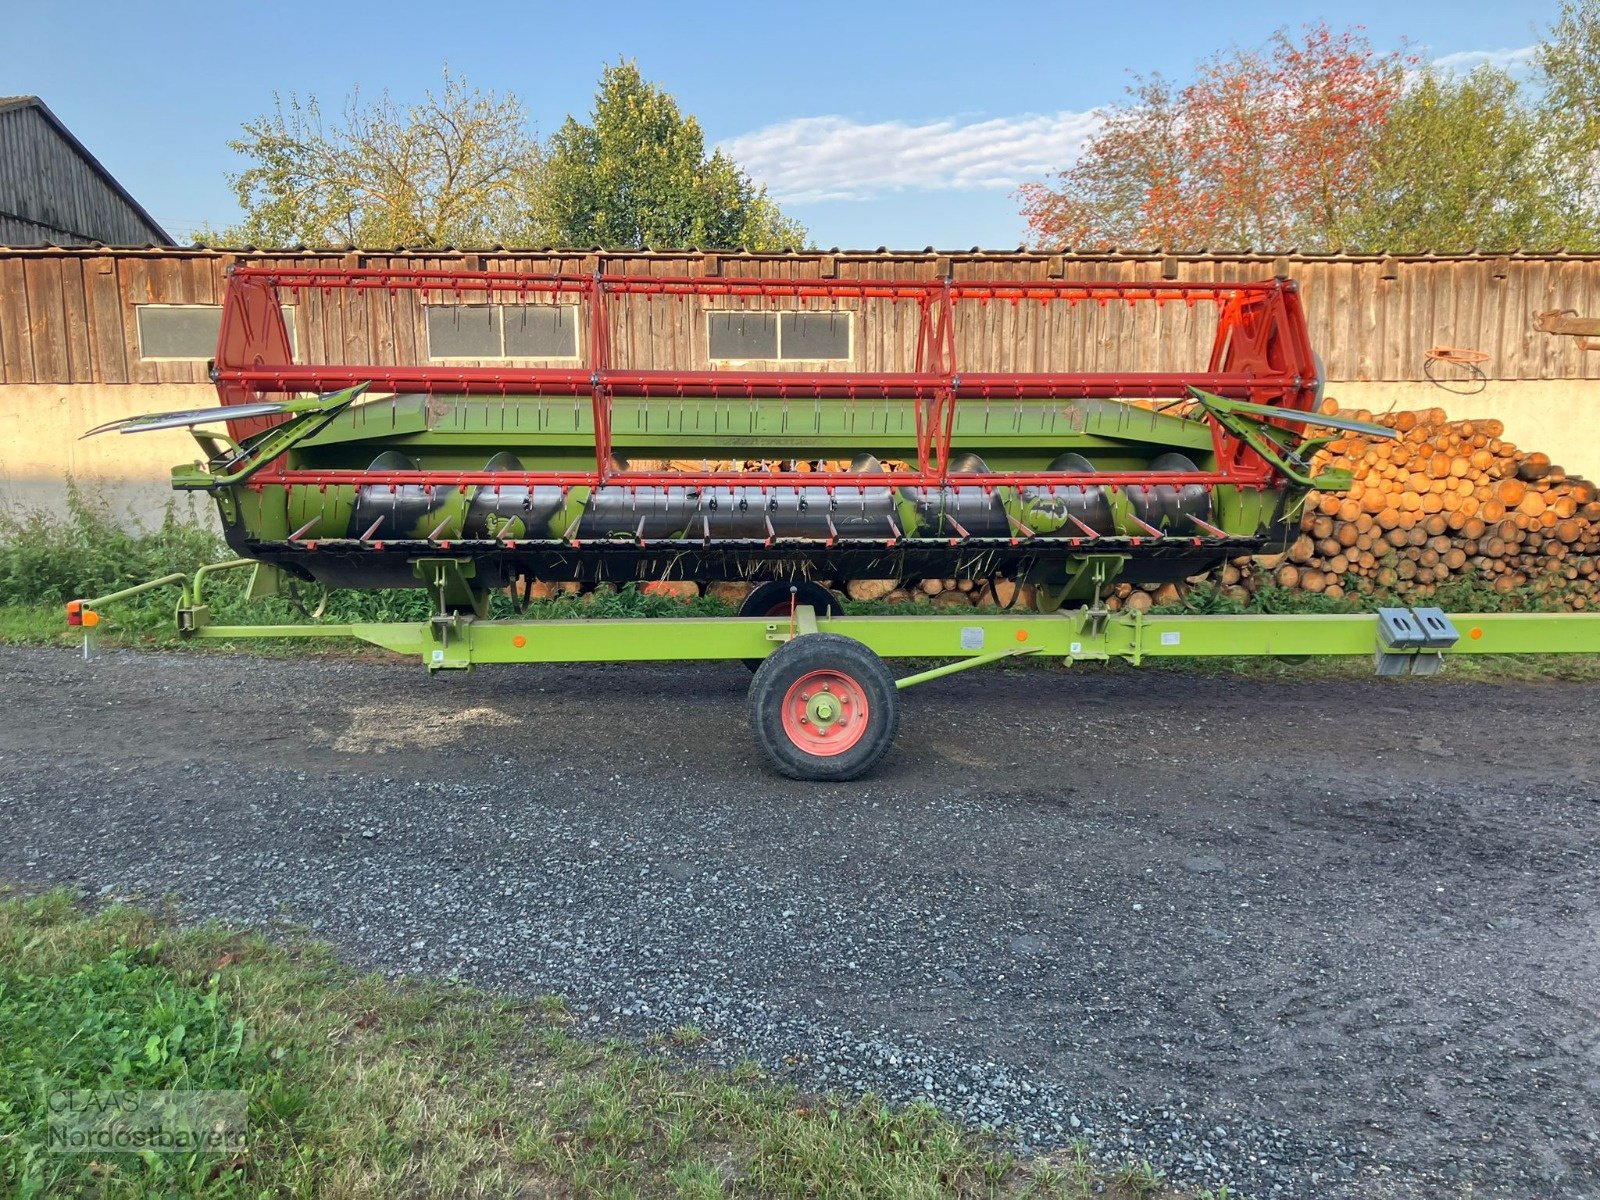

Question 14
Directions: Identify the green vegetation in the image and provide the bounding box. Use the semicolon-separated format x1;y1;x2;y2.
221;68;542;248
532;60;807;251
0;888;1180;1198
3;488;1598;682
1337;66;1563;253
214;60;805;251
1536;0;1600;230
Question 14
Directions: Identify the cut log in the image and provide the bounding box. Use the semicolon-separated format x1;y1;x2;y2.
1517;452;1552;482
706;581;755;606
846;578;899;602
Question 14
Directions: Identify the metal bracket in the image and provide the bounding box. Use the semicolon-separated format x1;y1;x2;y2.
161;385;368;490
412;557;488;618
1374;606;1459;676
765;602;819;643
1187;387;1397;490
409;559;486;668
1084;556;1123;638
247;562;288;601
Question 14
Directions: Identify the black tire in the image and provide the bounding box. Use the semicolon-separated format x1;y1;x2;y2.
738;581;844;672
748;634;899;781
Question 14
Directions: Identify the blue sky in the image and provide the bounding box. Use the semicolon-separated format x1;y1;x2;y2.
9;0;1556;249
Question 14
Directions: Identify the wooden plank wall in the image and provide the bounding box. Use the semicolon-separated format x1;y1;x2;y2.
2;248;1597;385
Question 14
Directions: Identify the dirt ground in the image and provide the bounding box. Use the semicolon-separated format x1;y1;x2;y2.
1;644;1596;1197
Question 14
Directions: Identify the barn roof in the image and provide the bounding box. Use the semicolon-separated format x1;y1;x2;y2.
0;95;172;246
0;244;1591;263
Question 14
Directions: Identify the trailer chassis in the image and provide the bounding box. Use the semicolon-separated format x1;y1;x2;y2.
68;560;1600;781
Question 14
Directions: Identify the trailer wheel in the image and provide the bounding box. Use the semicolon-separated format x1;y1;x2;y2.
739;581;844;672
749;634;898;781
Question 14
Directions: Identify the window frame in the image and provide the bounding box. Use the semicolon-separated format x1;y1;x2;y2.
424;302;583;363
705;308;854;364
135;303;298;363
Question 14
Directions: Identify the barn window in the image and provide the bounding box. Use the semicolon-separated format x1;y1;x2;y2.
136;304;297;361
707;310;851;361
426;304;580;359
707;312;779;360
502;305;580;358
780;311;852;360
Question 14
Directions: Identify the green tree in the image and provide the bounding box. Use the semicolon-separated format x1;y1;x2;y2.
224;68;541;248
1537;0;1600;222
1335;66;1583;251
533;61;805;250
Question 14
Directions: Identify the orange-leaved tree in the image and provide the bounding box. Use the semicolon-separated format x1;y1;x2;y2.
1020;24;1410;250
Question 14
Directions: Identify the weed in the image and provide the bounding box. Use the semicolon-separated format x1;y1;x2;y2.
1114;1157;1168;1195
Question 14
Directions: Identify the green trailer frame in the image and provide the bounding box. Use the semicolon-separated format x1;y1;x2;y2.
69;559;1600;780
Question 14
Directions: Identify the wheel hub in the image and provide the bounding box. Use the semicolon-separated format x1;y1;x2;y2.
805;686;843;726
783;670;869;755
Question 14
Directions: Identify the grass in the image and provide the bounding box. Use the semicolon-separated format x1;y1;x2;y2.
4;486;1600;682
0;888;1189;1199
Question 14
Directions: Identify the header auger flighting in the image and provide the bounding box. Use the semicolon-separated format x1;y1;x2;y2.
83;265;1596;782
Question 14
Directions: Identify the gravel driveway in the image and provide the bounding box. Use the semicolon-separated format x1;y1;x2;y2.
2;644;1597;1197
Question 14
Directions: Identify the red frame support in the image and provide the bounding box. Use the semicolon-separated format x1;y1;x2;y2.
211;267;1319;494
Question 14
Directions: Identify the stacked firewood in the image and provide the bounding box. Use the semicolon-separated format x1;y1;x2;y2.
1278;405;1600;607
1103;406;1600;612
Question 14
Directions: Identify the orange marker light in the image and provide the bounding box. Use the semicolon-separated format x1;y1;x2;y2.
512;634;527;648
1015;629;1029;642
66;600;82;626
82;610;100;628
1469;627;1483;640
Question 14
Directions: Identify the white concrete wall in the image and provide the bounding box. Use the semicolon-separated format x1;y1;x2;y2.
0;384;216;521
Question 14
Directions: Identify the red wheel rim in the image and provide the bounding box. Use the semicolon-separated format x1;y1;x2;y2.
780;669;869;756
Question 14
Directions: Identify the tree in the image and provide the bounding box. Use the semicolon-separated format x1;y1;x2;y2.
1334;66;1582;252
532;61;806;250
1537;0;1600;221
1017;77;1190;249
1020;25;1409;250
224;68;541;247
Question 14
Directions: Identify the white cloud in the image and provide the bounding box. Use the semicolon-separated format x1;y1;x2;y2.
1428;45;1537;73
720;111;1101;204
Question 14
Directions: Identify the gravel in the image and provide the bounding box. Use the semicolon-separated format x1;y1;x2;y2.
2;644;1597;1198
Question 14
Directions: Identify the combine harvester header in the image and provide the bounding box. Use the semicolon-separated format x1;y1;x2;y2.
73;266;1600;779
